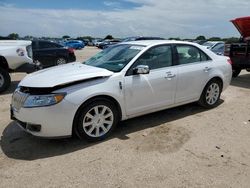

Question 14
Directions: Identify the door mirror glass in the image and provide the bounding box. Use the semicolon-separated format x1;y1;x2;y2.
133;65;150;74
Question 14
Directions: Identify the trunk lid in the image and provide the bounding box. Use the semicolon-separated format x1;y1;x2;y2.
231;16;250;40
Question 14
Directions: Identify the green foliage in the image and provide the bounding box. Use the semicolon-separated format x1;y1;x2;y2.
62;35;70;39
168;37;181;40
196;35;206;40
104;35;114;40
8;33;19;39
223;37;240;43
208;37;221;41
76;36;93;42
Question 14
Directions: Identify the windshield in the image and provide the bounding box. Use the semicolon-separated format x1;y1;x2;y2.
84;44;144;72
202;42;215;47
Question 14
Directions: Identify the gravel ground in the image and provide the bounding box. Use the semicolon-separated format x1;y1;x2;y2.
0;47;250;188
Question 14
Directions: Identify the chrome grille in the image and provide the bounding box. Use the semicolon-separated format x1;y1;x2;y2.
12;91;29;111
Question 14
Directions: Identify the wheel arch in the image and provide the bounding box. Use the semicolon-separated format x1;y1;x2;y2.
0;56;9;70
200;76;224;98
72;95;123;136
208;76;223;88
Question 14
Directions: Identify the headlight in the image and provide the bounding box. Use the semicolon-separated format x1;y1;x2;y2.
23;93;66;108
16;48;25;56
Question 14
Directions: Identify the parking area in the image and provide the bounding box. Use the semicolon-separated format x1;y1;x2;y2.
0;47;250;187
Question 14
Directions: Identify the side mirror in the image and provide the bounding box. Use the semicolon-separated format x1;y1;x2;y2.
133;65;150;75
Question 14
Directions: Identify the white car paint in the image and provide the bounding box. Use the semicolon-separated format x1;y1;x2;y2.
0;40;33;70
20;63;113;88
11;40;232;138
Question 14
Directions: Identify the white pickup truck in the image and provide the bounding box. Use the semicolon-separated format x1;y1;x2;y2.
0;40;34;93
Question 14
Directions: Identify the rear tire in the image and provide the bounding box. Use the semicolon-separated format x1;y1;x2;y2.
0;68;11;93
198;79;222;108
74;98;119;142
55;57;67;65
232;69;241;77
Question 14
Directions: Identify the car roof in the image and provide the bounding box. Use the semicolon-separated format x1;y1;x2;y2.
122;40;200;47
121;40;218;59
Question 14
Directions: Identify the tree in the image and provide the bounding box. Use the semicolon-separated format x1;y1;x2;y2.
104;35;114;40
195;35;206;40
208;37;221;41
8;33;19;40
62;35;70;39
168;37;181;40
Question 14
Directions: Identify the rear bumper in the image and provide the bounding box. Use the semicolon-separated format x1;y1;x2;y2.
68;54;76;62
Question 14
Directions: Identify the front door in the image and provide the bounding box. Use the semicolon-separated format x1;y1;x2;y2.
124;45;177;116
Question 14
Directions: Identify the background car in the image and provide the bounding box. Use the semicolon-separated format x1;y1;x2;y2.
98;39;121;49
224;16;250;77
123;36;165;42
202;41;224;49
102;36;165;49
64;40;85;49
11;40;232;141
0;40;34;92
210;43;225;55
32;40;76;68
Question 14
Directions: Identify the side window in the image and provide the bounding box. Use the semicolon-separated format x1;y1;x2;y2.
39;41;50;49
31;41;37;49
176;45;210;65
132;45;172;70
39;41;58;49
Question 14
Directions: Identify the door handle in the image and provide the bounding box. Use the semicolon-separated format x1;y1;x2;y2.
165;72;176;79
203;67;211;72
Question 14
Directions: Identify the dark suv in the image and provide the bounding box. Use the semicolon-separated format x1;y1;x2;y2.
224;17;250;77
32;40;76;68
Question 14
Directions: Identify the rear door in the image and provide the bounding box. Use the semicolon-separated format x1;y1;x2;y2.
174;44;212;103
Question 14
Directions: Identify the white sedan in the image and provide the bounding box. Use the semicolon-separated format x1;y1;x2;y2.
11;40;232;141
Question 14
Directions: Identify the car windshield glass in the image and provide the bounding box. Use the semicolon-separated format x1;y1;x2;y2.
211;43;224;50
203;42;215;47
84;44;145;72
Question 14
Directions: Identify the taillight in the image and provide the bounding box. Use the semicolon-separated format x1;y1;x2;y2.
227;58;233;65
68;48;74;53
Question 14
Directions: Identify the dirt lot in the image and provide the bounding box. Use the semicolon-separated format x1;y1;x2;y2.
0;47;250;188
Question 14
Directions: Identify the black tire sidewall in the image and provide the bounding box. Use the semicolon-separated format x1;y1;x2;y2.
74;99;119;141
0;68;11;93
56;57;67;65
199;79;222;108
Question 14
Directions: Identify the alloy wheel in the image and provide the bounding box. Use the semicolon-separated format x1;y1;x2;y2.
82;105;114;138
56;58;67;65
205;83;220;105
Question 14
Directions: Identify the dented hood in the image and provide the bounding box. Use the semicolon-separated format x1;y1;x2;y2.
231;16;250;40
19;62;113;88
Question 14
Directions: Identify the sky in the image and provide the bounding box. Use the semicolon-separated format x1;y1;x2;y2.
0;0;249;38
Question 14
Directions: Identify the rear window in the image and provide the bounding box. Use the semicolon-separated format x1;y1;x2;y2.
176;45;211;65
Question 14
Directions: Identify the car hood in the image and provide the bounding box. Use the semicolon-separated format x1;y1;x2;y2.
231;16;250;40
19;62;114;88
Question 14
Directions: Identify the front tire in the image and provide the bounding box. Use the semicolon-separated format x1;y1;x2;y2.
74;98;119;141
0;68;11;93
199;79;222;108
